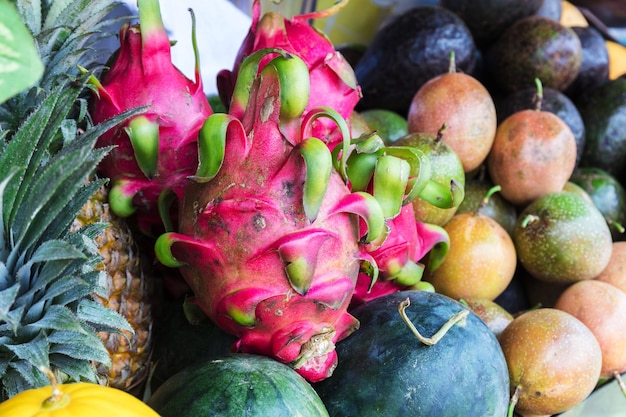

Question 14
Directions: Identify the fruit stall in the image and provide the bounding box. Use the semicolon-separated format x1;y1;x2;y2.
1;0;626;416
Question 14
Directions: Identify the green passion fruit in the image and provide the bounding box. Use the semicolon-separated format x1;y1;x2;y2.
513;191;613;284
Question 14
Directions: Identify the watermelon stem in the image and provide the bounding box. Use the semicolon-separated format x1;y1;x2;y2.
398;298;469;346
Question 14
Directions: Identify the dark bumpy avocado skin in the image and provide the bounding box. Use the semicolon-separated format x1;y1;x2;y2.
485;16;582;95
440;0;543;47
577;77;626;187
496;87;586;166
565;26;610;99
354;6;476;116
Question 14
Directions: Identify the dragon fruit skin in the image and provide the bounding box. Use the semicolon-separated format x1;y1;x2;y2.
155;51;384;382
89;0;212;235
217;0;360;149
351;203;450;307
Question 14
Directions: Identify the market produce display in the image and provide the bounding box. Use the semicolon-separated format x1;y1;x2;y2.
1;0;626;416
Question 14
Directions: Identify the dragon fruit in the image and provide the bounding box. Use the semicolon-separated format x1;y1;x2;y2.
155;49;385;382
351;203;450;307
88;0;212;235
217;0;360;149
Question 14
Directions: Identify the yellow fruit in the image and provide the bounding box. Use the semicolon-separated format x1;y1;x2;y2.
0;374;159;417
424;212;517;300
606;40;626;80
560;1;588;27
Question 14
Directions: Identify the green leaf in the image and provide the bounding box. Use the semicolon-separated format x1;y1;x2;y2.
28;305;88;334
30;239;87;264
0;0;44;104
4;331;50;373
48;329;111;366
77;299;133;334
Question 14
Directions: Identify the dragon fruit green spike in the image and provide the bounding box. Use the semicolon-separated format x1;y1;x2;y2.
351;204;450;307
88;0;212;235
155;49;386;382
217;0;360;149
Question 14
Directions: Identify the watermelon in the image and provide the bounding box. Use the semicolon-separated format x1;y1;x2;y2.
314;290;510;416
147;353;330;417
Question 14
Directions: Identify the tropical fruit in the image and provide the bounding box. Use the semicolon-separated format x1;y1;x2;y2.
71;185;154;391
569;166;626;240
439;0;543;47
315;290;510;416
148;354;330;417
216;0;361;149
487;83;578;206
407;54;497;173
394;129;466;226
88;0;213;235
424;211;517;301
354;6;477;115
499;308;603;416
555;280;626;379
595;241;626;293
155;50;386;382
576;76;626;185
485;16;583;94
0;79;135;400
513;191;613;284
495;86;585;166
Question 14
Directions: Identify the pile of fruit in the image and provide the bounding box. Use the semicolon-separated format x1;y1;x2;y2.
0;0;625;416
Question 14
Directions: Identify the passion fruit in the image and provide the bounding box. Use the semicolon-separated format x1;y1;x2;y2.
513;191;613;284
499;308;602;416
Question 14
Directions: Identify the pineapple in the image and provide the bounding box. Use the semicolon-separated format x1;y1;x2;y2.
0;77;136;400
0;0;128;133
0;0;154;397
71;184;153;392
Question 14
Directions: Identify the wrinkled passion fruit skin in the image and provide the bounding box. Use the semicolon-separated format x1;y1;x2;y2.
440;0;543;47
485;16;582;94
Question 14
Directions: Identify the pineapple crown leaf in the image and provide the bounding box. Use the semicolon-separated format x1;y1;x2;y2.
2;1;127;131
0;73;142;399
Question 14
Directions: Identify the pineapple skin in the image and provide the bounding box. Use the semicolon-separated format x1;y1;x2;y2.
72;185;153;391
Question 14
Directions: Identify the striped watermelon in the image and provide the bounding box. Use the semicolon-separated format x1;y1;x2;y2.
147;353;329;417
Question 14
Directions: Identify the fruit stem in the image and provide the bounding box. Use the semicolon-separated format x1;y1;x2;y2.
448;50;456;74
39;366;63;406
507;385;521;417
478;185;502;212
609;220;625;234
614;371;626;397
189;8;202;85
520;214;540;228
398;297;469;346
435;123;447;143
533;77;543;112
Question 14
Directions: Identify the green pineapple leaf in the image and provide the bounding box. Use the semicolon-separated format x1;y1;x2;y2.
0;0;44;104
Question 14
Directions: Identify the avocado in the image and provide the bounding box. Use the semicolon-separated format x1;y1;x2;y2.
440;0;543;47
576;76;626;187
535;0;562;21
354;6;477;116
485;16;582;95
496;87;586;166
564;26;610;100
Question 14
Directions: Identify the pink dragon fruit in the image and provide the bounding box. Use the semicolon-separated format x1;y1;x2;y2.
155;49;385;382
351;203;450;307
217;0;360;149
88;0;212;235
